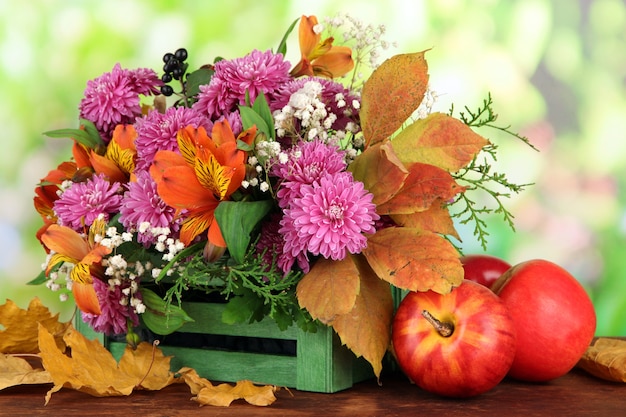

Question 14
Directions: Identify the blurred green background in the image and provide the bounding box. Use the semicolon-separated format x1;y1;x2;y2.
1;0;624;335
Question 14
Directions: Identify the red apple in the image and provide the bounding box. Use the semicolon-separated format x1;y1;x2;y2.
391;280;517;397
491;259;596;382
461;254;511;289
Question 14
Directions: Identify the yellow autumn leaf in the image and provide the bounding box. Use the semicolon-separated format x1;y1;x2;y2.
0;354;52;390
179;368;278;407
331;255;394;378
391;112;490;172
38;324;178;404
360;51;430;147
390;198;460;239
0;298;68;354
363;227;463;294
296;256;361;324
577;338;626;383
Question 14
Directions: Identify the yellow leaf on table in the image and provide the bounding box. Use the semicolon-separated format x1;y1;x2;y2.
179;368;278;407
577;338;626;383
0;354;52;390
0;298;68;354
38;324;178;404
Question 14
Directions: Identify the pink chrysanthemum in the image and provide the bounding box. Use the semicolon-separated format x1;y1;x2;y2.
81;278;141;335
119;170;180;246
271;76;361;133
273;140;347;208
134;106;210;170
54;174;123;231
279;172;379;271
79;63;162;141
192;49;291;119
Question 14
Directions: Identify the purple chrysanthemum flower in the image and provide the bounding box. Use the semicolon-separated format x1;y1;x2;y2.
271;76;361;133
134;106;210;170
119;170;180;246
273;140;347;208
54;174;123;231
79;63;162;141
279;172;379;271
81;278;141;336
192;49;291;120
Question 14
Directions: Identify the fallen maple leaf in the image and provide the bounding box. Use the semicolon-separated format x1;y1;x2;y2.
38;324;178;404
179;367;278;407
0;298;68;354
0;354;52;390
577;338;626;383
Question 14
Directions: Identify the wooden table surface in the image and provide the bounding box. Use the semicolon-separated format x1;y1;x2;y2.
1;368;624;417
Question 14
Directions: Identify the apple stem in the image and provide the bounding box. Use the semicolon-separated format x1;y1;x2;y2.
421;310;454;337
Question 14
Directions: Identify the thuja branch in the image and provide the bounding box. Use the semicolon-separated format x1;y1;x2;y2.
449;93;536;250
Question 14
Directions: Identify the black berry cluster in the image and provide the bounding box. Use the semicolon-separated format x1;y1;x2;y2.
160;48;188;96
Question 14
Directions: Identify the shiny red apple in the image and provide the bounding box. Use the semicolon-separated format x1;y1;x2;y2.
461;254;511;289
491;259;596;382
391;280;517;397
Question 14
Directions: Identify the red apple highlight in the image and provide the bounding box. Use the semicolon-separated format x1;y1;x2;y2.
391;280;517;397
461;254;511;289
492;259;596;382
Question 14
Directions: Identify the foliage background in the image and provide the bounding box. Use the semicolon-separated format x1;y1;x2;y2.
1;0;624;335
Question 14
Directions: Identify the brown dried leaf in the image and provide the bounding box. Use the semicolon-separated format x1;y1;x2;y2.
360;51;430;147
331;255;394;378
296;257;361;324
0;298;68;354
577;338;626;383
180;368;277;407
363;227;463;294
0;354;52;390
391;112;489;172
38;324;177;404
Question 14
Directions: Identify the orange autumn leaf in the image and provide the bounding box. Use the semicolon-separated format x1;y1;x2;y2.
331;255;394;378
0;354;53;390
577;338;626;383
180;368;278;407
0;298;67;355
390;198;460;239
376;162;465;216
360;51;430;148
348;141;408;206
363;227;463;294
296;256;361;324
38;324;178;404
391;112;489;172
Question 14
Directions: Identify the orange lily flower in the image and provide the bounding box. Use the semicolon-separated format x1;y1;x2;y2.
40;218;112;315
290;15;354;79
150;121;257;247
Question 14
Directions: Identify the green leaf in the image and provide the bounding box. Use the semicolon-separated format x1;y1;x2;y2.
139;288;194;335
252;93;275;136
276;17;299;56
26;270;48;285
186;67;214;98
79;118;105;149
221;292;264;325
43;128;96;148
214;200;274;264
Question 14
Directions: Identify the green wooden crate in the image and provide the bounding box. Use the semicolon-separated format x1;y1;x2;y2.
75;301;374;393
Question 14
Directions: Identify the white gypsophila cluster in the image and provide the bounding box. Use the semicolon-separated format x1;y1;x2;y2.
323;13;396;88
241;141;282;192
273;80;356;147
415;87;439;120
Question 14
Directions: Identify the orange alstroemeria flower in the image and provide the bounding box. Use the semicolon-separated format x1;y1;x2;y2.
290;15;354;79
40;218;112;315
150;121;257;248
89;124;138;183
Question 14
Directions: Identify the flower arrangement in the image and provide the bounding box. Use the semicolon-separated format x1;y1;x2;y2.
32;14;531;377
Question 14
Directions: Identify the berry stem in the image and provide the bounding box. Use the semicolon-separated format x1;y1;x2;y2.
422;309;454;337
